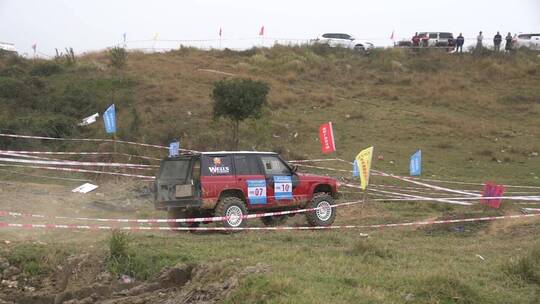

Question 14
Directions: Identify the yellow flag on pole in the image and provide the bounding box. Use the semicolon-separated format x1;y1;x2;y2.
355;147;373;190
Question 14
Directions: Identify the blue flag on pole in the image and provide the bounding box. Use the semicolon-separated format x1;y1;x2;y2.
103;104;117;134
352;159;359;177
410;150;422;176
169;140;180;157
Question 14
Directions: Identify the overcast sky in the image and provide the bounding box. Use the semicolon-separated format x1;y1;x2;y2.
1;0;539;56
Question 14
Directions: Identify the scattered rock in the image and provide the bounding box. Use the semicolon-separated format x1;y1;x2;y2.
1;279;18;288
119;274;135;284
23;286;36;292
0;257;10;271
2;266;20;278
404;293;415;301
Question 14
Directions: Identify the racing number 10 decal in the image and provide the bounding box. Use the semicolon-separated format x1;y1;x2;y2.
274;176;293;200
247;180;267;204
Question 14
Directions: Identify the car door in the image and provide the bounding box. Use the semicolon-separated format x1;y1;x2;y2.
200;154;235;202
233;154;267;208
259;155;299;207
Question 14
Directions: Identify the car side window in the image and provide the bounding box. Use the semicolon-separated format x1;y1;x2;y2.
234;155;263;175
260;156;290;176
429;33;437;39
201;155;233;176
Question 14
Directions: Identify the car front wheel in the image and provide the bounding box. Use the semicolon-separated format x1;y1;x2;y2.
306;193;336;227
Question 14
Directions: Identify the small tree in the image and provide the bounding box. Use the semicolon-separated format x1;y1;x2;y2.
211;78;270;150
109;47;127;69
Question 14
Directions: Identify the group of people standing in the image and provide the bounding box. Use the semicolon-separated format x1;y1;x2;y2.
410;31;516;53
474;31;515;52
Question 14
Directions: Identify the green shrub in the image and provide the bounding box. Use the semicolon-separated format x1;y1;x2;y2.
106;231;190;280
0;77;26;98
30;61;63;76
109;230;130;260
5;244;66;276
109;47;128;69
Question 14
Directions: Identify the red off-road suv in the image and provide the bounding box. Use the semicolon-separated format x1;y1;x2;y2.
154;152;339;228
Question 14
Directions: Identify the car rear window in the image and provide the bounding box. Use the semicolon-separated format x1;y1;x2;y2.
159;159;191;180
202;155;233;176
322;33;350;40
518;34;531;39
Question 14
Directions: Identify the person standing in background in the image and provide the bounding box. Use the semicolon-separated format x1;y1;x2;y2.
412;32;420;48
455;33;465;53
476;31;484;50
493;31;502;51
505;32;513;52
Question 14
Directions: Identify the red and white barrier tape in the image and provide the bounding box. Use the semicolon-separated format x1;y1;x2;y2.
0;213;538;232
0;168;92;182
339;182;471;205
0;133;171;150
0;200;363;224
0;157;158;169
0;150;161;161
0;163;155;179
306;158;540;190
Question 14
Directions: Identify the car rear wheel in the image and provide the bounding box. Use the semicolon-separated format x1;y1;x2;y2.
167;208;200;230
260;215;288;227
306;193;336;227
215;196;248;230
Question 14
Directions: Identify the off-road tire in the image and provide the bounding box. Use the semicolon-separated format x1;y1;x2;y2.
215;196;248;229
167;208;200;230
306;193;336;227
260;215;288;227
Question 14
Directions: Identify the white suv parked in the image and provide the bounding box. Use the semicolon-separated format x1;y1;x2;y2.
314;33;374;53
515;33;540;50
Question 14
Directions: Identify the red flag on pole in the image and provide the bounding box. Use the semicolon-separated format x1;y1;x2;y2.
259;26;265;36
31;43;37;52
318;122;336;154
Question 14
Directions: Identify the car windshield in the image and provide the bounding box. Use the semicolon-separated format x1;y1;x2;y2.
159;159;191;180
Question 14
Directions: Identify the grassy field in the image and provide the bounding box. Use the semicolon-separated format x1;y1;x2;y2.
0;46;539;303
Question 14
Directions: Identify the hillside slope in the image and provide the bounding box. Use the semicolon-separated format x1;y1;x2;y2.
0;46;539;183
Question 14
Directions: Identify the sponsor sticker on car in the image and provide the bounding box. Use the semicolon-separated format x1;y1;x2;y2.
247;180;267;204
274;176;293;200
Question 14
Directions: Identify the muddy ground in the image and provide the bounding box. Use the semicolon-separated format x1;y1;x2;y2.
0;180;273;303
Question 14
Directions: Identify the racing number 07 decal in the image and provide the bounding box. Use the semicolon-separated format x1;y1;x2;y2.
274;176;293;200
247;180;267;204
